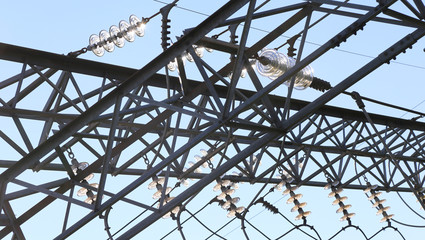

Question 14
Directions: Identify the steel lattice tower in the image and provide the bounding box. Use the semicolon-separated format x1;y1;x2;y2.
1;0;425;239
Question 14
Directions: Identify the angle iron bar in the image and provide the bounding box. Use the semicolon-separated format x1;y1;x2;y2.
68;72;92;110
11;179;94;210
383;8;425;28
309;0;375;11
55;81;116;113
354;155;389;187
339;154;353;180
176;54;189;96
30;65;84;114
389;128;425;158
0;99;34;154
388;162;425;190
321;150;340;178
245;58;282;127
216;2;309;27
408;131;425;158
308;116;345;147
72;180;157;212
112;130;173;175
187;47;224;112
281;8;313;121
322;116;346;147
413;0;425;18
129;95;219;123
196;58;275;125
2;201;25;240
62;186;74;234
222;0;257;117
313;6;416;28
95;96;122;211
340;120;359;147
0;66;45;90
11;62;27;109
42;71;70;113
0;182;72;238
5;178;68;201
401;157;422;183
7;69;57;107
34;123;101;171
0;130;27;157
401;0;423;19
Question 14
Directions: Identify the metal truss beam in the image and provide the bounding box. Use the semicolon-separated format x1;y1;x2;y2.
1;1;425;239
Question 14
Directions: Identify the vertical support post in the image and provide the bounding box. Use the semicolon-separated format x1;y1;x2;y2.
95;96;122;211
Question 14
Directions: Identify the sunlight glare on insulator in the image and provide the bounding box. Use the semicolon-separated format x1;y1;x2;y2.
119;20;136;42
185;52;194;62
194;45;205;58
109;25;125;48
89;34;105;57
256;48;313;90
167;59;178;71
99;30;114;52
129;14;146;37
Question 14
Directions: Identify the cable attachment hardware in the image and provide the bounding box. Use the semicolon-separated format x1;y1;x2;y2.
286;34;301;58
228;24;239;45
351;91;365;109
160;0;177;51
310;77;332;92
254;197;279;214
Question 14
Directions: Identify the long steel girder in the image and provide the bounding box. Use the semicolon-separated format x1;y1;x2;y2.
1;0;425;239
